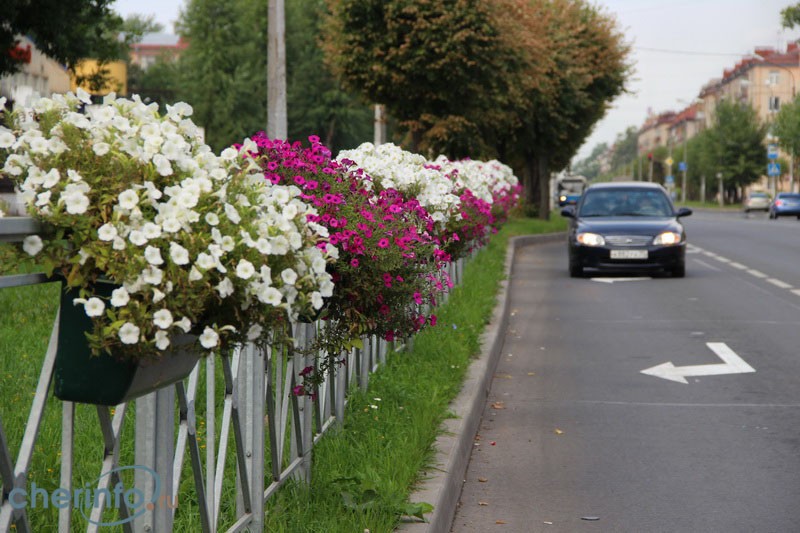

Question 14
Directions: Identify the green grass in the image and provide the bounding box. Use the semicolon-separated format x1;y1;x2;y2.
0;215;567;531
681;199;742;210
262;215;567;532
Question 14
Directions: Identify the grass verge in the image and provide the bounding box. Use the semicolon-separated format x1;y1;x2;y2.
0;215;565;531
262;215;566;532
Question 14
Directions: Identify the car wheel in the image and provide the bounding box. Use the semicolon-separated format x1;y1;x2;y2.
569;261;583;278
671;262;685;278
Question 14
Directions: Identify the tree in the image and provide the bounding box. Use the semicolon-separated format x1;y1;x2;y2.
499;0;630;217
782;3;800;28
176;0;268;151
610;126;638;171
286;0;372;152
1;0;125;77
771;94;800;179
705;99;767;200
572;142;608;181
322;0;520;156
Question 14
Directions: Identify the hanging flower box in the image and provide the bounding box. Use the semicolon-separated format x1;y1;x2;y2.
53;281;201;406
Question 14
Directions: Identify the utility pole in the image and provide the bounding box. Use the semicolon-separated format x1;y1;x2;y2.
267;0;287;139
374;104;387;145
681;122;688;202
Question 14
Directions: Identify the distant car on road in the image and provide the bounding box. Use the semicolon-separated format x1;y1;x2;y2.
743;191;771;212
769;193;800;219
560;182;692;278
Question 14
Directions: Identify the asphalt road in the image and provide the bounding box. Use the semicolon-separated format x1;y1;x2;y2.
451;210;800;533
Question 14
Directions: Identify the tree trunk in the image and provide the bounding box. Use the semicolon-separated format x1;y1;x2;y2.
536;155;551;220
325;117;336;149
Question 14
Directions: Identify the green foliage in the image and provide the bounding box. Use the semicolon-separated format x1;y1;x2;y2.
0;0;125;78
771;94;800;178
705;99;767;192
126;59;181;109
286;0;373;152
782;3;800;28
322;0;515;156
176;0;268;151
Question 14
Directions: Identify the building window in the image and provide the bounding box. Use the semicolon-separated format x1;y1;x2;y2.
768;71;780;86
769;96;781;112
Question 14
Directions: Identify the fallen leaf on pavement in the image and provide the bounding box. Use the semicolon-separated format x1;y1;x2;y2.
478;501;489;506
527;372;536;376
496;520;507;524
491;402;506;409
554;429;564;435
478;477;488;482
494;373;513;379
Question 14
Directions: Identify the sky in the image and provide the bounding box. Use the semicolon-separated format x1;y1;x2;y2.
112;0;800;162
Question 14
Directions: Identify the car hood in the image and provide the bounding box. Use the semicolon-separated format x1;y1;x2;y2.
576;217;682;235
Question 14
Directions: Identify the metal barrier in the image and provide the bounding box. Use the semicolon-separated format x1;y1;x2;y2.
0;217;465;532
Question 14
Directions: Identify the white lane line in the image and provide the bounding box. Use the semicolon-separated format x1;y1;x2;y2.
730;262;747;270
747;269;767;278
792;289;800;297
693;259;721;272
767;278;793;289
714;256;731;263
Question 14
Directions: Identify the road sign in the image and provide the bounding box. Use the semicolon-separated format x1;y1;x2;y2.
768;162;781;176
665;157;674;166
768;143;779;159
665;175;675;185
678;161;687;172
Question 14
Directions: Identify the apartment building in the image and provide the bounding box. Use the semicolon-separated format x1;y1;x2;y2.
0;36;71;109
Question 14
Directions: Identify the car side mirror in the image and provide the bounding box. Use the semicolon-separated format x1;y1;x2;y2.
675;207;692;218
560;206;576;218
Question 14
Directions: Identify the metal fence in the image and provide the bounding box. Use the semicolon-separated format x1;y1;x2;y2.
0;217;465;532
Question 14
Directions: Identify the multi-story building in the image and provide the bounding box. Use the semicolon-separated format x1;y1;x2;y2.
130;33;188;71
0;36;71;109
637;111;676;157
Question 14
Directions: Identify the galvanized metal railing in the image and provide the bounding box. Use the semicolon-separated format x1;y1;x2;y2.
0;216;465;532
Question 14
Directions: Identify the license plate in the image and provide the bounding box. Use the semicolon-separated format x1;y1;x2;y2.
610;249;648;259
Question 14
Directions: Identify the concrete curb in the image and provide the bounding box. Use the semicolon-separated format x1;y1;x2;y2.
399;232;565;533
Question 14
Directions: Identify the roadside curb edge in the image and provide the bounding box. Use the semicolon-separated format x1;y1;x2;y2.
399;231;565;533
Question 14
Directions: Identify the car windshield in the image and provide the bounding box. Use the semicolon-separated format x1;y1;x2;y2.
778;194;800;200
578;188;673;217
751;193;768;198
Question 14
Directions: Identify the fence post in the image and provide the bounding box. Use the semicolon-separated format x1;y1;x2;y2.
134;387;176;532
236;343;265;529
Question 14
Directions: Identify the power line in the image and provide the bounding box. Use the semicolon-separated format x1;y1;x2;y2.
636;46;747;57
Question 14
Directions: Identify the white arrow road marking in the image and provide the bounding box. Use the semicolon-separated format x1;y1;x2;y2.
641;342;755;384
591;277;651;284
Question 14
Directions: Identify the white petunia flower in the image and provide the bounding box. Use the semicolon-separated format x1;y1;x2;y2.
110;287;130;307
64;192;89;214
0;127;15;148
205;212;219;226
216;277;234;298
247;324;263;341
311;292;324;310
119;322;140;344
153;309;173;329
169;242;189;265
93;142;110;156
257;286;282;306
175;317;192;333
142;223;162;240
22;235;43;256
97;223;118;241
144;245;164;265
154;330;170;350
113;236;126;250
196;252;215;270
118;189;139;210
142;266;163;285
84;297;105;317
236;260;255;279
188;266;203;281
280;268;298;286
129;230;147;246
161;217;181;233
199;327;219;349
224;203;241;223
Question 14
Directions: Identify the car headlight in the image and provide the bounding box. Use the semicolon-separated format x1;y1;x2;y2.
653;231;681;245
559;195;567;202
577;232;605;246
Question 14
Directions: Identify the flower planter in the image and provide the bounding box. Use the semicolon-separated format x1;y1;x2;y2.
53;282;201;406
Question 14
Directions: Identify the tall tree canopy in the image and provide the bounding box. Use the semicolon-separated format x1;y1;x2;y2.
176;0;268;151
1;0;125;77
706;99;767;196
323;0;631;216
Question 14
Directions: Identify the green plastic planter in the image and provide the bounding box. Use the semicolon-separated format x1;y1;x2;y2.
53;282;200;406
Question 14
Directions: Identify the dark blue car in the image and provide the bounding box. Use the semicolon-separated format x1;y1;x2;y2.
768;192;800;219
